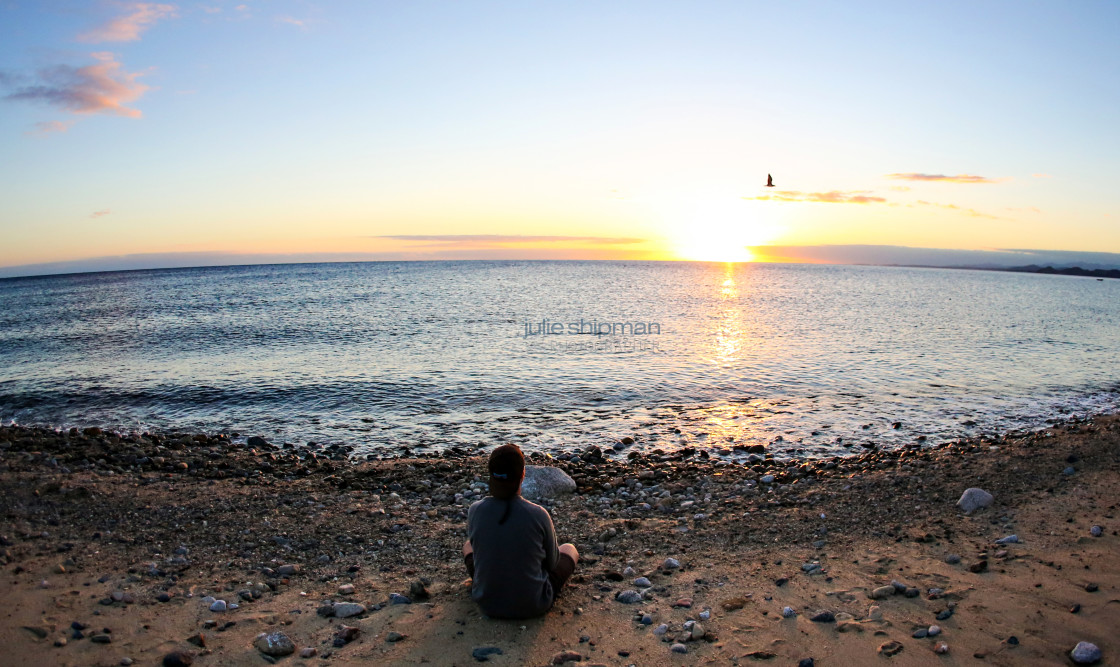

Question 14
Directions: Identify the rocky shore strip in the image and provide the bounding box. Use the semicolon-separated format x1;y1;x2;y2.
1;416;1117;666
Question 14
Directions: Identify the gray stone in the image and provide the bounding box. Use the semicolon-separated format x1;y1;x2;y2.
1090;525;1103;537
661;557;681;570
634;577;651;587
1070;641;1101;664
670;643;688;654
869;585;895;599
945;554;962;564
995;535;1019;544
652;623;669;636
472;646;503;661
928;625;941;637
247;436;269;448
760;475;775;484
810;611;835;623
332;602;366;618
209;600;227;612
956;488;993;514
520;466;576;501
254;632;295;657
616;590;642;604
782;606;796;618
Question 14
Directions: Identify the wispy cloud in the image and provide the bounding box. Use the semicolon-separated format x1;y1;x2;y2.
24;120;75;135
915;200;1001;219
3;52;149;117
90;209;111;218
376;234;646;247
78;3;177;43
887;173;1000;184
276;15;307;28
747;190;886;204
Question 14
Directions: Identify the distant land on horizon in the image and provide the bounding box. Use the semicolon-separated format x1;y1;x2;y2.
2;244;1120;280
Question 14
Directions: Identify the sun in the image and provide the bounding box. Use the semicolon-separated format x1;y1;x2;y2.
666;198;778;262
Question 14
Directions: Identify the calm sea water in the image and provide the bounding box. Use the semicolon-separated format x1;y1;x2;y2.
1;261;1118;459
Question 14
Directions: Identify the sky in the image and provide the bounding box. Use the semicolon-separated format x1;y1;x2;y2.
1;1;1119;275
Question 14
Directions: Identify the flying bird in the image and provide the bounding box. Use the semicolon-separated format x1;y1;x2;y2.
766;174;775;188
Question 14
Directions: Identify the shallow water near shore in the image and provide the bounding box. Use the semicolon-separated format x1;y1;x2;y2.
1;260;1118;458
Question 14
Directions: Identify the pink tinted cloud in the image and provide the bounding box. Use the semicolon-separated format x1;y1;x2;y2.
78;3;177;43
748;190;887;204
90;209;112;218
887;173;1000;184
5;52;149;118
24;120;75;135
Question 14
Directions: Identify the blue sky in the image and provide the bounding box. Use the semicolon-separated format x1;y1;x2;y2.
1;1;1118;273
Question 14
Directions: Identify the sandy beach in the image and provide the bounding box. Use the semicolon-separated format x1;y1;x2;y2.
1;417;1117;666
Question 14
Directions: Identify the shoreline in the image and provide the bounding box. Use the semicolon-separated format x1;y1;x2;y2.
1;416;1117;665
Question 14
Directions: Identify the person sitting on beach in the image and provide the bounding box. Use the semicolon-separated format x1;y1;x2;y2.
462;443;579;619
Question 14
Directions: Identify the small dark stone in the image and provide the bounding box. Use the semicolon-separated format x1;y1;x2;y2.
1006;636;1019;645
1070;604;1081;613
913;628;928;638
936;608;954;621
1085;583;1099;593
775;577;789;587
809;611;835;623
969;560;989;573
472;646;503;661
798;660;815;667
162;651;194;667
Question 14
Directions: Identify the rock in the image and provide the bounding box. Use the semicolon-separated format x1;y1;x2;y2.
798;660;815;667
616;590;642;603
868;606;883;621
912;628;928;638
1070;641;1102;664
640;614;653;625
186;633;205;647
652;624;669;636
254;632;295;656
1085;583;1099;592
91;633;112;644
277;564;301;575
760;475;775;484
338;584;355;595
1063;466;1076;475
317;604;336;617
335;625;360;645
879;641;904;657
690;623;704;640
333;602;367;618
699;609;710;621
409;580;431;600
933;643;949;654
247;436;269;447
956;488;993;514
162;652;194;667
945;554;962;565
472;646;503;661
386;631;406;642
551;650;583;664
810;611;835;623
634;577;651;588
936;608;954;621
661;557;681;570
969;560;988;573
209;600;227;612
782;606;796;618
299;648;317;658
120;659;134;666
721;597;749;611
521;466;576;501
1090;525;1103;537
995;535;1019;544
928;625;941;637
674;598;693;608
869;585;895;599
670;643;688;654
390;593;412;604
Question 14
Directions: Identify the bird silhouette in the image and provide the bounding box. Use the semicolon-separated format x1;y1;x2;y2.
766;174;775;187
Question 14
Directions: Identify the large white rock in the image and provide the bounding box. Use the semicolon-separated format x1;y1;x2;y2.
521;465;576;501
956;488;994;514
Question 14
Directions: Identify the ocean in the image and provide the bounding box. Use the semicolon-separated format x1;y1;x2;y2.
1;260;1117;459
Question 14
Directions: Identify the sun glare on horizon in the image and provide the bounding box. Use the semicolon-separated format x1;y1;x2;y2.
667;198;779;262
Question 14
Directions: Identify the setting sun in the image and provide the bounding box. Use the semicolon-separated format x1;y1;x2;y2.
667;198;778;262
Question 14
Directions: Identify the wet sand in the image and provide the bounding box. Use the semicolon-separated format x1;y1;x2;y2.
0;416;1117;666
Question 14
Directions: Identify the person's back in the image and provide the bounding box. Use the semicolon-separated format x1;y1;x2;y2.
462;444;579;619
467;495;558;618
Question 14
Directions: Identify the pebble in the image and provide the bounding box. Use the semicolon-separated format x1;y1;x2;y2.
254;631;296;656
945;554;962;565
616;590;642;604
472;646;503;661
912;628;928;638
933;642;949;654
1090;525;1103;537
1070;641;1102;664
995;535;1019;544
661;558;681;570
956;488;994;514
928;625;941;636
299;648;317;658
760;475;775;484
798;660;815;667
869;585;895;599
332;602;366;618
1085;583;1099;592
936;608;954;621
674;597;692;608
670;643;688;654
810;611;835;623
652;623;669;636
389;593;412;605
640;614;653;625
91;633;112;644
782;606;796;618
386;631;405;642
209;600;227;612
868;606;882;621
338;584;355;595
550;650;582;664
120;659;134;667
162;652;193;667
1063;466;1076;475
276;564;301;576
634;577;651;588
699;609;710;621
